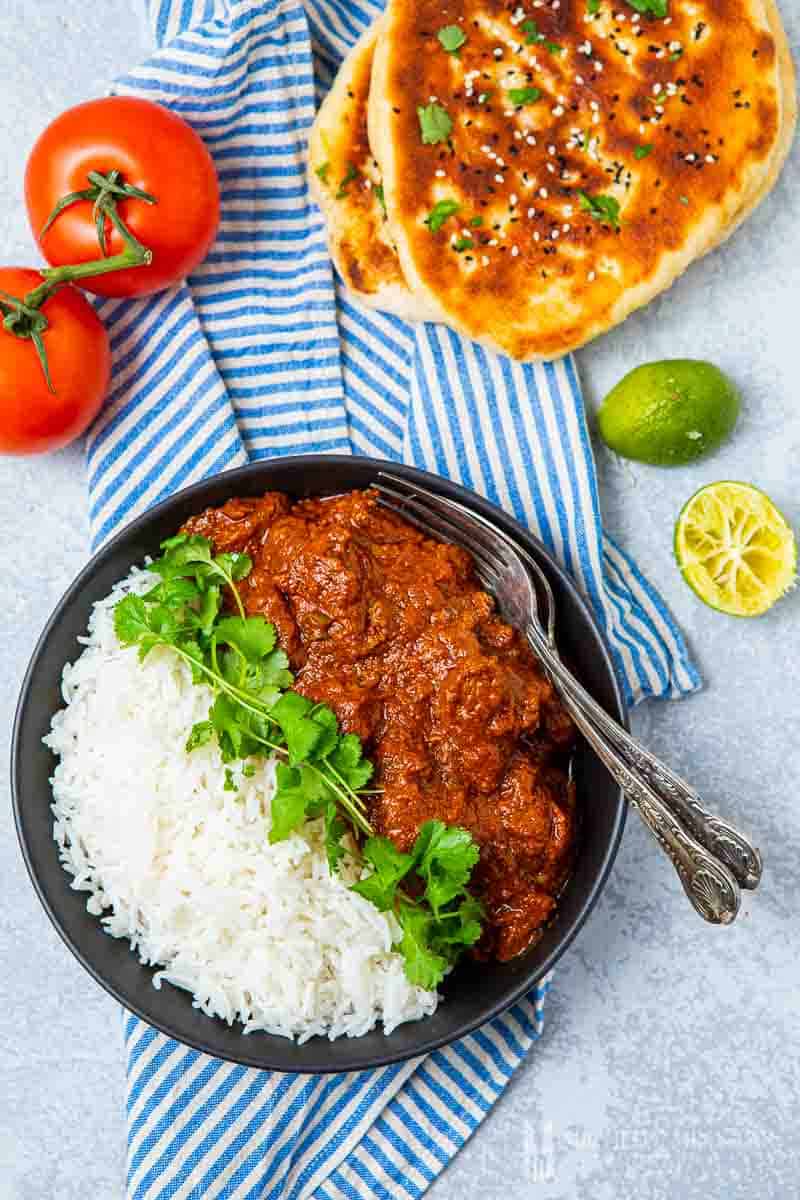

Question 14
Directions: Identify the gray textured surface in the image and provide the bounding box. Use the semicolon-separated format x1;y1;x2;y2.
0;3;798;1198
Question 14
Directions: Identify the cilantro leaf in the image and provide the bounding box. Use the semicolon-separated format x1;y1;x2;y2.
507;87;542;107
224;768;237;793
351;836;414;910
185;720;213;753
270;692;324;766
469;215;483;227
114;594;152;646
309;704;340;759
521;20;563;53
578;190;622;230
628;0;668;15
328;732;373;790
214;615;277;663
395;903;449;990
315;161;330;183
424;199;460;233
587;0;601;11
324;801;348;872
413;820;480;914
374;183;386;215
437;25;466;53
269;763;310;842
336;164;358;199
417;103;452;145
453;236;474;252
634;143;654;160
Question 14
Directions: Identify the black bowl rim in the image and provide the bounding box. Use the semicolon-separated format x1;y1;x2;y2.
12;454;627;1071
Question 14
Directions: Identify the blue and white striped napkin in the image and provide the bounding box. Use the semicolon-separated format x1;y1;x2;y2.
82;1;700;1196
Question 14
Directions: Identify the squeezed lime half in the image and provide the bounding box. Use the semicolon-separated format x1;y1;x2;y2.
674;481;796;616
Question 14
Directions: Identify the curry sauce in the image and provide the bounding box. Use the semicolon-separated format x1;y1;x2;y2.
184;488;577;960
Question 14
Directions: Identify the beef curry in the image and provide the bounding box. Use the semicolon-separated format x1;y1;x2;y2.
184;488;576;960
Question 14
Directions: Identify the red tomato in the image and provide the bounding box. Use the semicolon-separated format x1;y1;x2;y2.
0;268;110;454
25;97;220;298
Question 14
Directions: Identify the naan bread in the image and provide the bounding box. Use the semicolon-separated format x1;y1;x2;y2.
309;23;439;321
365;0;795;359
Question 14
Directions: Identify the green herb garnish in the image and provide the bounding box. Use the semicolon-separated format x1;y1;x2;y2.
521;20;563;53
424;199;460;232
469;215;483;227
679;194;689;205
315;162;330;184
336;164;358;198
353;821;483;988
634;143;654;159
437;25;466;54
587;0;601;12
113;533;484;989
627;0;668;16
477;90;493;104
417;103;453;145
578;190;622;230
669;48;683;61
452;236;474;251
507;86;542;107
374;183;386;214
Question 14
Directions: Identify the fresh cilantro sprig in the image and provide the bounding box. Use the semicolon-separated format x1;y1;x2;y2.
352;821;484;989
113;534;486;989
113;534;373;849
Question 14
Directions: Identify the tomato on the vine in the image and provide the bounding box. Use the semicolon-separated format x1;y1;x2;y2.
25;97;220;298
0;268;110;455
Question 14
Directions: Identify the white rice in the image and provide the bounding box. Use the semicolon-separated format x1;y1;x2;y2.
45;566;437;1041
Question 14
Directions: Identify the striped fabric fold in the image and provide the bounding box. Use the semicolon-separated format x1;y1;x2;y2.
81;0;701;1195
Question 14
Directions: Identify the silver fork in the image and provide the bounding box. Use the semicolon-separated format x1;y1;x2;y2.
375;473;762;925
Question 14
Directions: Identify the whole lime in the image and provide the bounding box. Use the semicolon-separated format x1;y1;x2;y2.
597;360;741;466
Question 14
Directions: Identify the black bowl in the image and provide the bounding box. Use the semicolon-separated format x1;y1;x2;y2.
12;455;626;1072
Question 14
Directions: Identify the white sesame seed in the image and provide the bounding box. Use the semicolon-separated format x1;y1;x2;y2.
481;255;490;266
653;83;662;95
669;40;682;50
685;153;696;162
592;111;600;124
656;49;665;58
539;186;549;197
552;105;565;116
655;104;664;114
588;269;596;281
510;193;519;205
526;135;537;146
493;47;503;58
514;130;523;140
589;99;599;110
576;75;585;84
511;245;520;256
551;228;560;238
546;162;555;173
481;144;492;153
663;15;672;22
534;230;541;241
548;144;557;154
527;207;536;217
614;11;625;19
435;169;446;177
495;174;505;183
595;60;604;71
705;153;715;163
563;204;573;215
562;222;571;232
504;109;515;118
497;158;506;167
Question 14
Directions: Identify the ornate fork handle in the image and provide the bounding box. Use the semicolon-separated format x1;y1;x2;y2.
526;622;762;891
530;634;741;924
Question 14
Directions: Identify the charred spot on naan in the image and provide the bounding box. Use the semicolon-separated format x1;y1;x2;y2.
370;0;793;359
